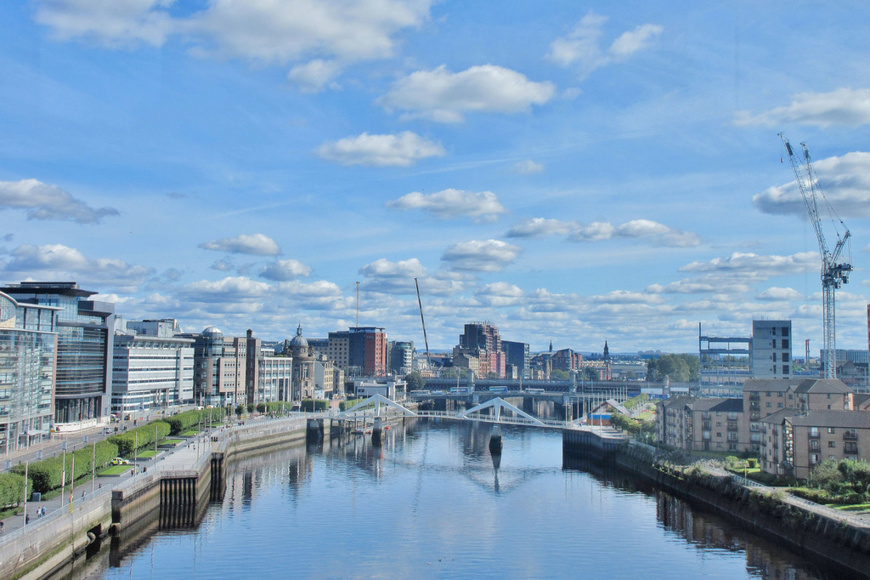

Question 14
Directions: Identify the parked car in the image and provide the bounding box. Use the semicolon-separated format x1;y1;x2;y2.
111;457;131;465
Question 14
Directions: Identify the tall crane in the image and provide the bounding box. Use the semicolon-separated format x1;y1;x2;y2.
779;134;852;378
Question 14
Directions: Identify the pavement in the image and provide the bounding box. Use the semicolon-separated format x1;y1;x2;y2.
0;427;212;538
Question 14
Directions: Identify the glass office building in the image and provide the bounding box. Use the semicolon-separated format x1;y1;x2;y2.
0;291;58;452
1;282;114;423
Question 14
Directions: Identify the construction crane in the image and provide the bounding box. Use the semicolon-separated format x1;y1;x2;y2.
414;278;432;373
779;133;852;378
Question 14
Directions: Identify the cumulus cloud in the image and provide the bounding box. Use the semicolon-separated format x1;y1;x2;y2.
260;259;312;281
2;243;154;289
507;217;698;247
35;0;174;47
758;287;802;301
548;12;662;78
680;252;817;276
475;282;524;307
513;159;544;174
181;276;273;302
316;131;445;167
387;189;506;222
37;0;430;59
378;64;554;123
441;239;521;272
0;178;119;224
507;217;578;238
735;88;870;128
287;59;343;92
199;233;281;256
754;151;870;218
358;258;428;294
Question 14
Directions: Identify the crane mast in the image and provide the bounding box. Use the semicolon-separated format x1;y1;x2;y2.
779;134;852;378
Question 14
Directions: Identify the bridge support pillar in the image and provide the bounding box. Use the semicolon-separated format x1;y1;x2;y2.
306;418;323;443
488;425;502;455
372;417;383;446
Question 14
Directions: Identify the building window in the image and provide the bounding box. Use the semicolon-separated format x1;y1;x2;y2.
828;441;836;448
783;365;789;375
782;327;789;337
782;339;789;349
783;353;789;362
766;402;772;408
827;427;836;434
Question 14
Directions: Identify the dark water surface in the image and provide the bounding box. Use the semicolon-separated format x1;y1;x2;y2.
81;420;831;579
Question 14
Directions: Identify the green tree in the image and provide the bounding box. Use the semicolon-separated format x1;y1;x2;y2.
405;371;426;390
550;369;569;380
582;367;598;381
647;354;699;382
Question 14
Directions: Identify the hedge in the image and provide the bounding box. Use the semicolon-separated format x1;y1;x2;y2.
0;472;30;508
165;409;226;436
339;399;365;412
300;399;329;412
108;421;171;457
256;401;292;414
11;439;119;494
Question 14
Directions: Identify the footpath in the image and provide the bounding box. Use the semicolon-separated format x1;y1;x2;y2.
0;428;210;538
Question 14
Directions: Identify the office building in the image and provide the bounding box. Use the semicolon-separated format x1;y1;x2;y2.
1;282;114;423
0;291;58;452
327;327;388;377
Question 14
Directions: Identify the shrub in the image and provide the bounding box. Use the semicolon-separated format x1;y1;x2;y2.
11;439;119;494
165;409;226;435
0;472;30;508
340;399;365;411
108;421;171;457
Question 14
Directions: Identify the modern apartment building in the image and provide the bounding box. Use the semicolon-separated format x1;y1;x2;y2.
1;282;114;423
656;397;745;453
180;326;247;408
0;291;58;452
761;410;870;479
389;340;414;376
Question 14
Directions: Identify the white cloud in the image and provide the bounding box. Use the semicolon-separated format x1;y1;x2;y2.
316;132;445;167
735;88;870;127
360;258;427;279
199;233;281;256
441;239;522;272
2;243;154;290
378;64;554;123
387;189;506;222
754;151;870;218
507;217;698;247
0;178;119;224
475;282;524;307
507;217;578;238
182;276;272;302
513;159;544;174
680;252;817;276
287;59;343;93
36;0;432;83
35;0;174;47
758;287;802;301
547;12;662;78
260;259;312;281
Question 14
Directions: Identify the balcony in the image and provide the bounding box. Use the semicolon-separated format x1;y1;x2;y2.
808;431;820;439
844;431;858;441
727;423;739;432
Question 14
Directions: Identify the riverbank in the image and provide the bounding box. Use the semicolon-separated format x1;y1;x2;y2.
0;414;322;580
597;438;870;578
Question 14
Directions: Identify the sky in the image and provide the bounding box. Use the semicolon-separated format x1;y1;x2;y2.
1;1;870;356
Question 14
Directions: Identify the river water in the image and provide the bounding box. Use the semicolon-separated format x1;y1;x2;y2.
81;419;835;579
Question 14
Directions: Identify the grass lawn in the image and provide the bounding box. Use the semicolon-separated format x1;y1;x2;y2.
136;450;156;459
179;430;200;437
99;465;133;476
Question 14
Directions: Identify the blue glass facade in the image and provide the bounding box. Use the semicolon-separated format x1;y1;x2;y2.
0;282;114;423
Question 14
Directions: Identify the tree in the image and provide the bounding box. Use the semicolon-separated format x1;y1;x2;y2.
405;371;426;390
582;367;598;381
647;354;699;382
550;369;570;380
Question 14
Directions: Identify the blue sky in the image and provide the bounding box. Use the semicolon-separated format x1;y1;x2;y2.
2;1;870;355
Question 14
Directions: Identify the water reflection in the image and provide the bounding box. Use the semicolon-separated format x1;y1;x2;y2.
564;457;841;580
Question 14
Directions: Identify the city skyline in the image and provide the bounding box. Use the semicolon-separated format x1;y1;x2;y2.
1;2;869;353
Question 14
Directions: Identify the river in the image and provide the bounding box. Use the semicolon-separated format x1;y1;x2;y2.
75;419;834;579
